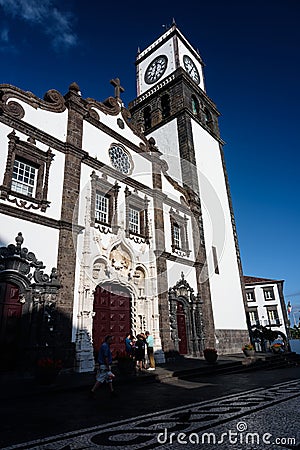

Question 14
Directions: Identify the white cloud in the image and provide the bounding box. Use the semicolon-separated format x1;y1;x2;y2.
0;0;77;49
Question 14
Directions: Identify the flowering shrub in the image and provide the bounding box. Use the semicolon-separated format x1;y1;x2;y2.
37;358;62;370
242;343;254;351
271;343;282;349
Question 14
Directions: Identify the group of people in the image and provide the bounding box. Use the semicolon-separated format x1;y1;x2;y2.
125;331;156;372
90;331;155;398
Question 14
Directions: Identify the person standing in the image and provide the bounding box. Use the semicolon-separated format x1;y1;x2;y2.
90;335;116;397
145;331;155;371
135;334;146;372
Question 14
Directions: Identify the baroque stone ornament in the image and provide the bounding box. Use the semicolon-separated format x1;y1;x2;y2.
0;84;66;114
0;232;60;292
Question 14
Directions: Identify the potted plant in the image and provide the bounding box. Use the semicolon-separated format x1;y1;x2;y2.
203;348;218;363
271;343;283;354
36;357;62;385
242;343;255;357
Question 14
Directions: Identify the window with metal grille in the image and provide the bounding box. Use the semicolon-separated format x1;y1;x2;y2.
11;159;37;197
95;193;109;223
129;207;140;234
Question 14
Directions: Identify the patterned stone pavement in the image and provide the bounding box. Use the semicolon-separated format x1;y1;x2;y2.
2;380;300;450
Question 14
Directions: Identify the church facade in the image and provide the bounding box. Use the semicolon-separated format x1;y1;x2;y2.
0;24;249;372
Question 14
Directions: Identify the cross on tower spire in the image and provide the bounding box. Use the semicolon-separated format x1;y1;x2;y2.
110;78;124;100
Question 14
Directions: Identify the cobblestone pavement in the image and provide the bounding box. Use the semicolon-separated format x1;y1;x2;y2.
2;379;299;450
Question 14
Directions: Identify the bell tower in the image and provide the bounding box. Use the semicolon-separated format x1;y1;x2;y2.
129;23;249;354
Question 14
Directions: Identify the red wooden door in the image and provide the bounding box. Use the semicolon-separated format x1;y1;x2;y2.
93;285;131;357
0;282;22;369
176;302;188;355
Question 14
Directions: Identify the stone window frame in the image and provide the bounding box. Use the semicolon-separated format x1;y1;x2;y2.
263;286;275;301
125;187;149;244
161;94;170;119
245;288;256;302
90;171;120;233
0;131;53;212
170;208;190;256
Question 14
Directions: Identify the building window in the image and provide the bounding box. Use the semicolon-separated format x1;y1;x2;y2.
204;107;213;131
263;287;275;301
212;246;219;274
161;94;170;119
170;209;190;256
266;306;280;326
90;171;120;232
143;106;152;130
95;193;109;223
11;159;37;197
125;187;149;244
247;308;259;327
191;95;200;116
108;143;133;175
0;131;53;212
129;207;140;234
246;289;256;302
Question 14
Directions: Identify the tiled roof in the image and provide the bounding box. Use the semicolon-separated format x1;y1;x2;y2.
243;275;283;285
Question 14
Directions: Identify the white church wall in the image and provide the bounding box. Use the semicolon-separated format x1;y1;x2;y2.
0;214;59;272
192;121;247;330
88;109;142;148
82;122;152;187
6;99;68;141
166;260;198;292
151;120;183;186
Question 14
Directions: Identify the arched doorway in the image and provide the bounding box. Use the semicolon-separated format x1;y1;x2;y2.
176;302;188;355
92;284;131;357
0;282;22;369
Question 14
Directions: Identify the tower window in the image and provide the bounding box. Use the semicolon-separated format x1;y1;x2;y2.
143;106;152;130
263;287;275;300
191;96;200;116
204;107;213;131
161;94;170;119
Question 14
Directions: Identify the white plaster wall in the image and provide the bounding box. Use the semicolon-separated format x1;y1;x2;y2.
0;124;65;220
192;121;247;330
166;260;198;292
8;99;68;141
0;214;59;271
87;111;142;148
249;284;287;335
151;120;182;186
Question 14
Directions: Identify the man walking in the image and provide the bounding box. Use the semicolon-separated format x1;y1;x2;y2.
145;331;155;371
90;335;116;397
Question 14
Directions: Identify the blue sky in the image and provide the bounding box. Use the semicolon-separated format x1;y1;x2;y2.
1;0;299;322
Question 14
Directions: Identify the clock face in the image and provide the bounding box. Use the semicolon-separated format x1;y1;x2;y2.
144;55;168;84
183;55;200;84
109;144;132;174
